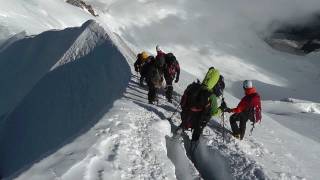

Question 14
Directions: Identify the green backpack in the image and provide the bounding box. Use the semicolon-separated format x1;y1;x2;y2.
202;68;220;92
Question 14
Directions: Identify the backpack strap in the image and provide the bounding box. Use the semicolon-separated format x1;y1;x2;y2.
189;102;211;112
190;107;204;112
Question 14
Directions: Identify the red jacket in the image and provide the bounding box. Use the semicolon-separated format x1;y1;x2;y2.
232;87;261;113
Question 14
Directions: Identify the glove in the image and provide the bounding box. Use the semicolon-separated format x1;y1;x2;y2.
200;118;209;128
175;78;179;83
220;100;227;110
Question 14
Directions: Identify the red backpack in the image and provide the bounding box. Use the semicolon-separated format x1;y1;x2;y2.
248;93;262;123
248;93;262;135
165;53;178;78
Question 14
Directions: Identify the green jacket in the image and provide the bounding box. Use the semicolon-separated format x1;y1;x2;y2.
209;94;222;117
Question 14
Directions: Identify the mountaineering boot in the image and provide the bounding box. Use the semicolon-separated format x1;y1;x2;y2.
233;133;241;139
165;92;172;103
154;96;159;105
165;85;173;103
149;98;158;105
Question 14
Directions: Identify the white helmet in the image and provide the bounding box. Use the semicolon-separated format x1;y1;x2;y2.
243;80;253;89
156;45;161;52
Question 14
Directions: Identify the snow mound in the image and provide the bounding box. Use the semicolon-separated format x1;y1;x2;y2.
264;98;320;115
0;20;130;178
263;98;320;145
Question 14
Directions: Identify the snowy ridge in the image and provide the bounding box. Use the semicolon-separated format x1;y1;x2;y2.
0;20;131;178
51;20;108;70
0;24;84;117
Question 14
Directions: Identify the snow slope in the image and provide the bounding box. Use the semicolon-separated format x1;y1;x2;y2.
0;0;92;36
91;1;320;179
0;20;97;117
1;0;320;179
0;20;130;178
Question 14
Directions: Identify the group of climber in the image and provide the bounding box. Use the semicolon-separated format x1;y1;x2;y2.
178;67;262;141
134;46;261;141
134;45;180;104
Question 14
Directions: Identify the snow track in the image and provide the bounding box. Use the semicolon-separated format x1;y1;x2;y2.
168;114;267;180
121;108;167;179
59;104;171;180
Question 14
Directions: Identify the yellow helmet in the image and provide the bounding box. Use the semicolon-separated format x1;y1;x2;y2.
141;51;149;60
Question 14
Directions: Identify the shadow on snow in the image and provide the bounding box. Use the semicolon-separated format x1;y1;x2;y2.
0;28;130;178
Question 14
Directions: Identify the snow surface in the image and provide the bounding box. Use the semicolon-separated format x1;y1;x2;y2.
1;0;320;180
0;20;131;178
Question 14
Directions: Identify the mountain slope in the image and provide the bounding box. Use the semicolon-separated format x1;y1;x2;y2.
0;20;130;178
0;21;90;117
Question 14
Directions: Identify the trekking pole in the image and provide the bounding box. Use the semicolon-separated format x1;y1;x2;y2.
156;91;159;105
168;104;180;122
222;97;225;143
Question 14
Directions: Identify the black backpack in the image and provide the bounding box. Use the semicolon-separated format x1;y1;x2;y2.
180;81;212;130
165;53;176;64
165;53;178;78
212;75;225;97
180;81;211;112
